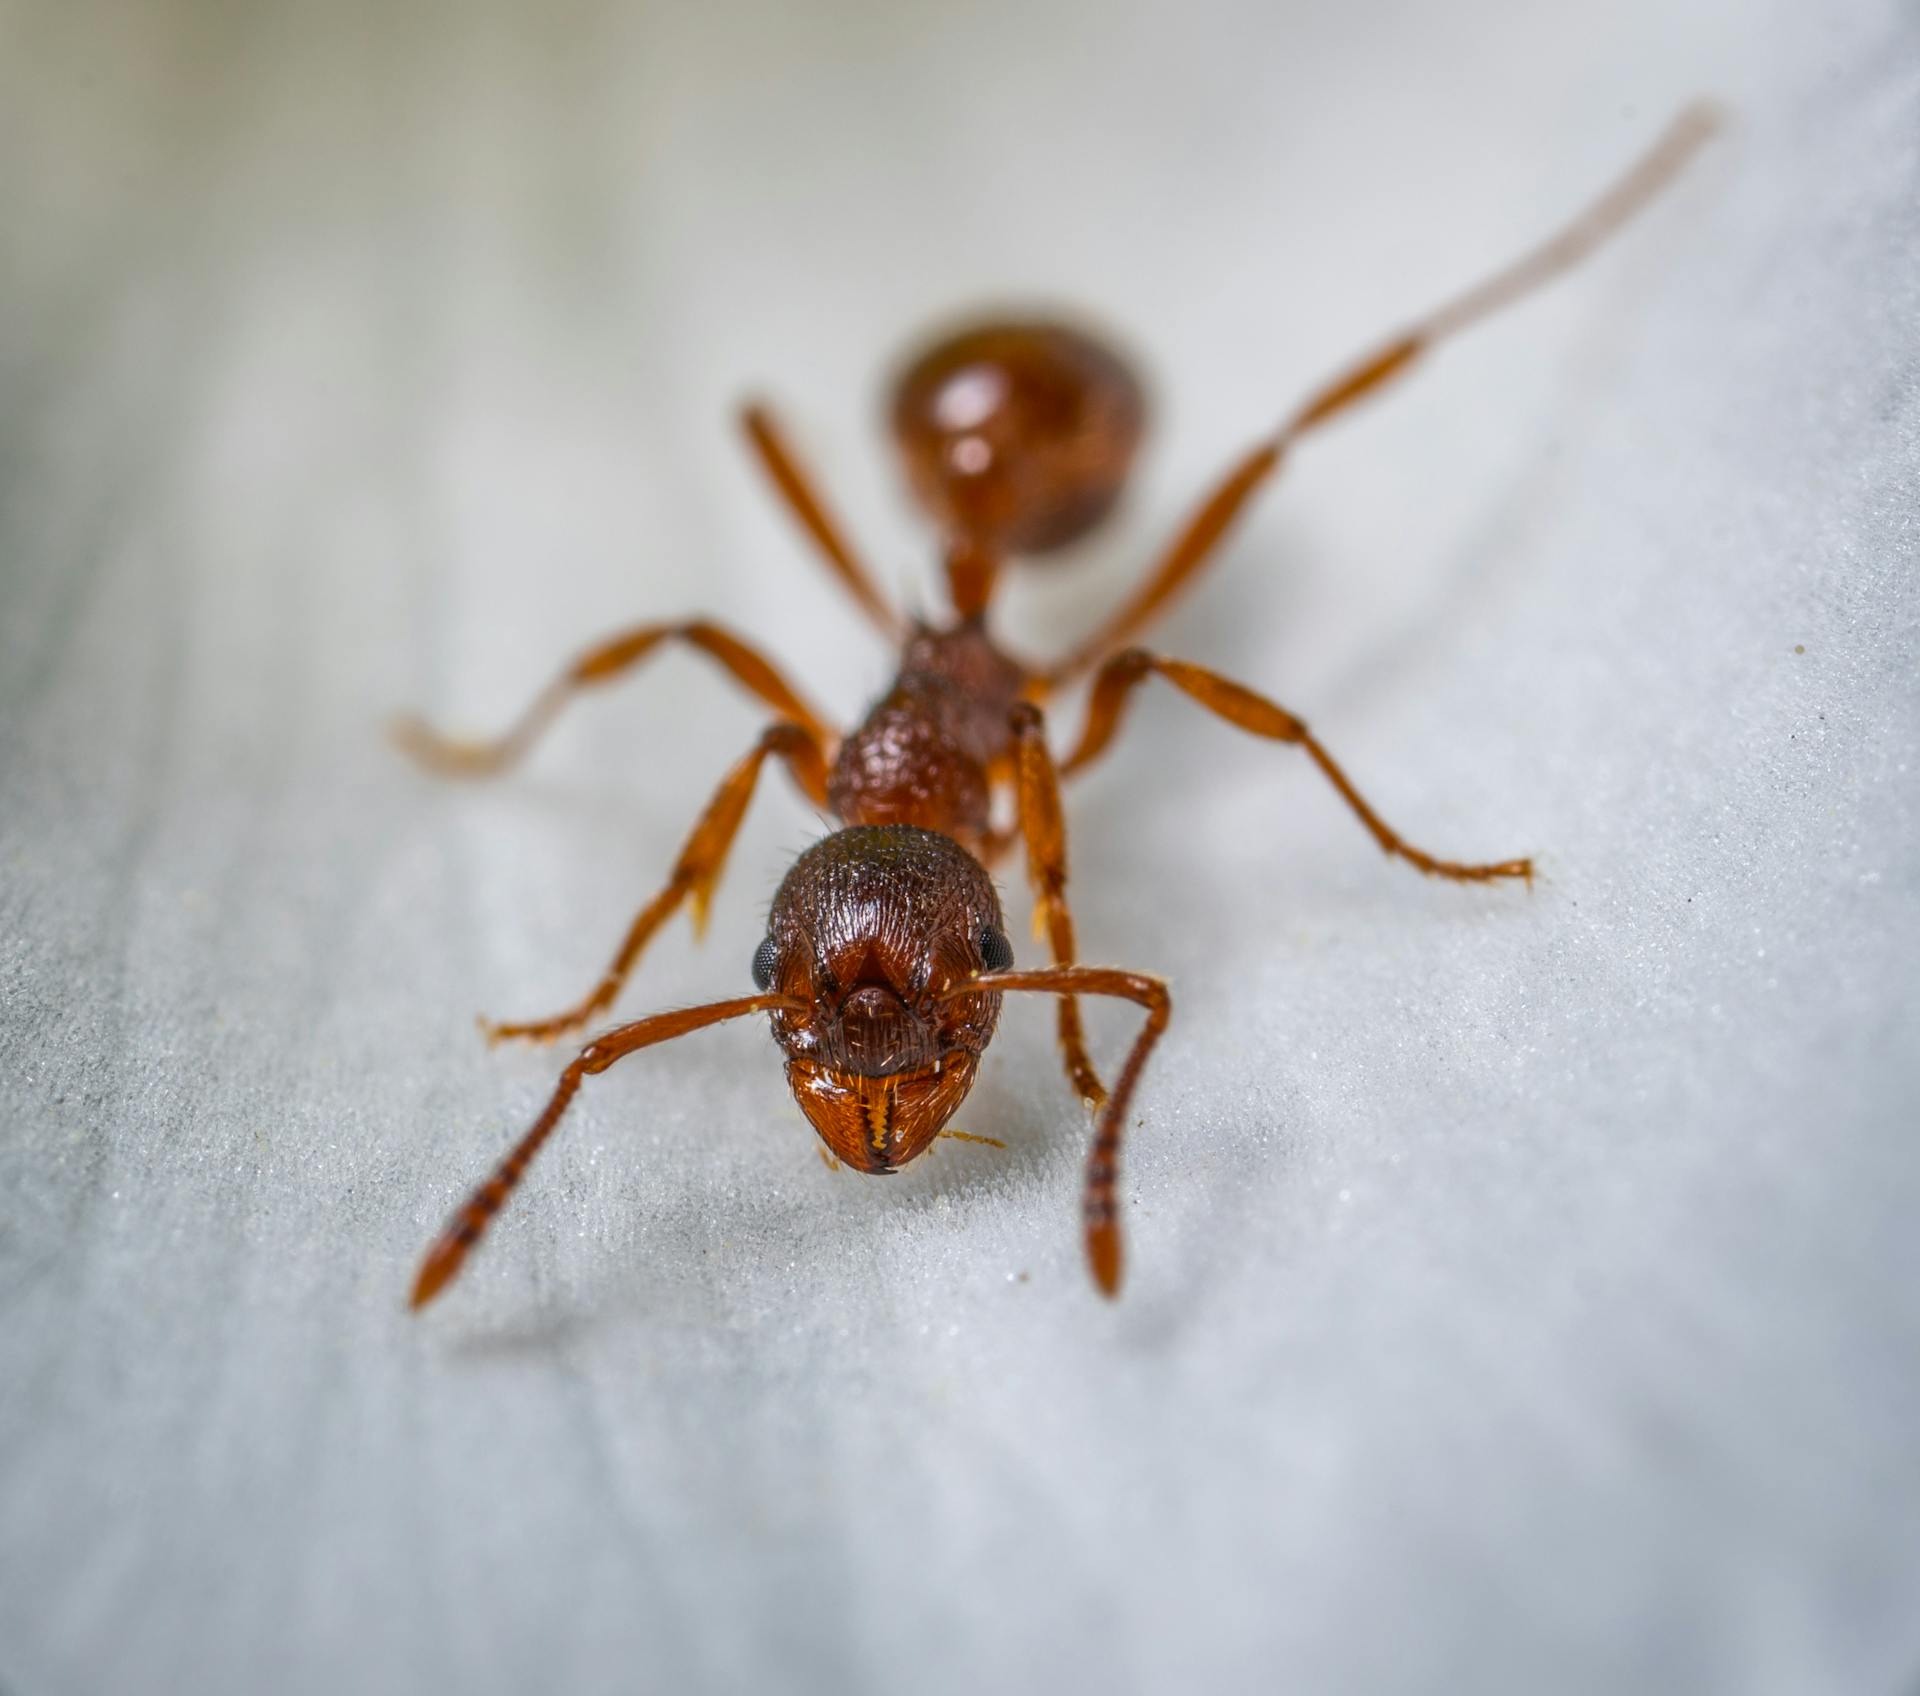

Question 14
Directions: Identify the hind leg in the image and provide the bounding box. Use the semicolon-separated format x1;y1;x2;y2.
394;619;832;778
1045;105;1719;683
740;402;904;641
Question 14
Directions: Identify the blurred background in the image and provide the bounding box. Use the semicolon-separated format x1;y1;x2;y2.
2;0;1916;1692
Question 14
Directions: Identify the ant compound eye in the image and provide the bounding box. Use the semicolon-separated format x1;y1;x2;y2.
979;926;1014;973
751;936;780;991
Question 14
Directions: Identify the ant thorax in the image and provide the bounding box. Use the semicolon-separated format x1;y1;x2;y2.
824;624;1026;850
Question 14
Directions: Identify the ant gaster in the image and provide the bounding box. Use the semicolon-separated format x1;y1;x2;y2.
397;107;1716;1309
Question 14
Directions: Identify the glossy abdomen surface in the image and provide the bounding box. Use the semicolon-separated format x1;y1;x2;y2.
889;317;1146;556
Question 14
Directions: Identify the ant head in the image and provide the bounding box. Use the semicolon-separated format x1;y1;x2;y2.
889;317;1146;558
755;825;1011;1172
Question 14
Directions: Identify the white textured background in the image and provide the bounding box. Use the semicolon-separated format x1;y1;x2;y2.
2;1;1917;1692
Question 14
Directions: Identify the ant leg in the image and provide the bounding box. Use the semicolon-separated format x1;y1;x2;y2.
1046;103;1719;683
740;402;905;641
393;619;832;778
947;966;1171;1296
410;990;800;1309
1065;651;1532;884
1008;703;1108;1110
937;1130;1007;1150
483;722;831;1045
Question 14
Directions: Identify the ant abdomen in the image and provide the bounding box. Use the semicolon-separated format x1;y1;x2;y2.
889;317;1147;558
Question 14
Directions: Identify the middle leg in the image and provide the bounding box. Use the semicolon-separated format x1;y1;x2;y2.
1062;651;1533;884
1008;702;1108;1109
482;720;832;1045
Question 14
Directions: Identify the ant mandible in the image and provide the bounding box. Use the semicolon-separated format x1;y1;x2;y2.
397;106;1717;1310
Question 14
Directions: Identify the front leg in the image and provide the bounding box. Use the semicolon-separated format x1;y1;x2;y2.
949;966;1171;1296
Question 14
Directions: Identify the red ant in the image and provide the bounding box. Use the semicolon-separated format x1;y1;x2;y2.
398;106;1716;1310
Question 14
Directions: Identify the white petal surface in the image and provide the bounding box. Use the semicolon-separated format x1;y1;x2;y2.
2;2;1916;1693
